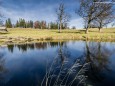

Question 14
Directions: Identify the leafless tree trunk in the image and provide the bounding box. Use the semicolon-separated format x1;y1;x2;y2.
56;3;70;33
77;0;99;33
99;21;102;32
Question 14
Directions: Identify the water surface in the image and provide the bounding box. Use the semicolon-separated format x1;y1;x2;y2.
0;41;115;86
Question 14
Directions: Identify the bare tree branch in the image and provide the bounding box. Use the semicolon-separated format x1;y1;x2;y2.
56;2;70;33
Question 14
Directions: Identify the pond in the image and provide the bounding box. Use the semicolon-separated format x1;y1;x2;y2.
0;41;115;86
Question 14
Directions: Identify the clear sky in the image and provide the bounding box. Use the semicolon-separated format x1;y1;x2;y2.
1;0;84;28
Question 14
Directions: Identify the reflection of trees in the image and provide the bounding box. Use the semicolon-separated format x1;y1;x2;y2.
58;42;65;64
49;42;59;48
17;44;28;52
8;45;14;53
8;44;29;52
56;41;71;64
85;41;112;83
0;53;6;81
35;43;47;50
7;42;68;53
41;42;90;86
27;44;35;50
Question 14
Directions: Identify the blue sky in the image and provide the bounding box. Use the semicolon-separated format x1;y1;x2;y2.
1;0;115;28
1;0;84;28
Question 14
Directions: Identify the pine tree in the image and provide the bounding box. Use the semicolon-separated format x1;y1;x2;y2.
19;18;26;28
16;20;19;27
5;20;8;27
50;22;58;29
30;20;33;28
8;18;12;28
5;18;12;28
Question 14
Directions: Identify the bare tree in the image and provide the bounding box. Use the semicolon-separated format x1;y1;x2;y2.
77;0;114;33
92;1;114;32
78;0;99;33
56;3;70;33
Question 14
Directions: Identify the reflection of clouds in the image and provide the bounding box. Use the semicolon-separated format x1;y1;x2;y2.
67;41;85;51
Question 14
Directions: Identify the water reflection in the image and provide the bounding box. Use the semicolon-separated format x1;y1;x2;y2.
57;42;71;64
41;42;88;86
0;41;115;86
41;41;114;86
85;42;111;71
0;52;7;85
84;42;113;85
7;42;67;53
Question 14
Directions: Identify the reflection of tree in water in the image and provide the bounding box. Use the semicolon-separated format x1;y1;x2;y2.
57;42;67;64
35;42;47;50
41;41;114;86
49;42;59;48
7;42;68;53
41;42;90;86
27;43;35;50
0;52;7;82
52;41;71;65
84;41;112;84
58;42;71;62
8;44;29;52
6;41;113;86
7;45;14;53
16;43;36;51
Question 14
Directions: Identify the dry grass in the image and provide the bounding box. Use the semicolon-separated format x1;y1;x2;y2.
0;28;115;42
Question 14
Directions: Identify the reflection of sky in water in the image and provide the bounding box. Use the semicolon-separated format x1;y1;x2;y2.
0;41;115;86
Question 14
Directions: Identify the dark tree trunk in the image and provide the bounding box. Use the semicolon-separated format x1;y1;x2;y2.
98;42;101;58
85;20;91;34
86;41;91;62
99;22;102;33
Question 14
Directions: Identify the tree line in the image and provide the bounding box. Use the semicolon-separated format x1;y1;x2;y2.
5;18;69;29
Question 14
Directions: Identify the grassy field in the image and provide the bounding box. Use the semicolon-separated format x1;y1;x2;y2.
0;28;115;45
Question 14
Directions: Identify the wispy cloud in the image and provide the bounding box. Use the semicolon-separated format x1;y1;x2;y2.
1;3;58;23
1;0;83;28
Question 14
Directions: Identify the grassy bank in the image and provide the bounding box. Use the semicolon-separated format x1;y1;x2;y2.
0;28;115;45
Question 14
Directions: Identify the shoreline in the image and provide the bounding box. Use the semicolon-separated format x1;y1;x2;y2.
0;36;115;47
0;28;115;46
